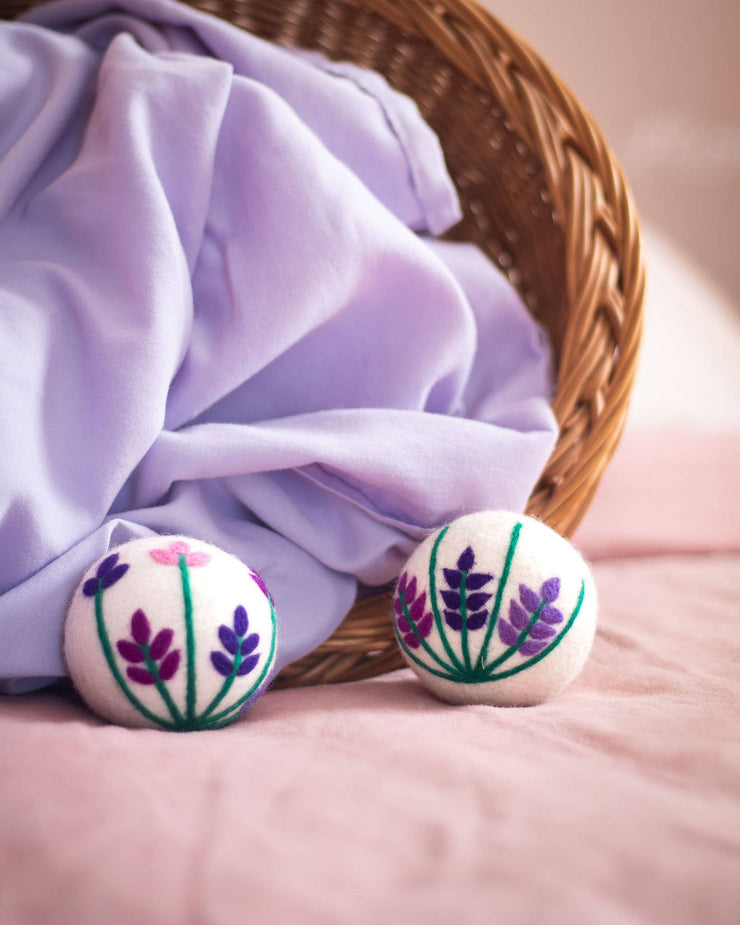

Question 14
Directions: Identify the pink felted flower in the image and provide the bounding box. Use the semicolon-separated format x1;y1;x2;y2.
149;540;211;567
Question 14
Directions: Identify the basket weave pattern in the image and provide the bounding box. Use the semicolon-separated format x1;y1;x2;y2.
1;0;645;688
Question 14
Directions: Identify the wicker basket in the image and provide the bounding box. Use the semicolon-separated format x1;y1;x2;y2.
2;0;645;689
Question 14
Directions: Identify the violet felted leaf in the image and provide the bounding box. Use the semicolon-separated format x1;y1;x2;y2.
440;589;461;610
540;605;563;625
237;653;260;677
444;610;463;631
82;553;130;597
240;633;260;656
233;605;248;637
210;651;233;677
508;599;529;630
497;617;519;647
466;610;488;631
465;592;492;613
529;621;556;640
219;625;240;656
519;639;547;657
442;568;462;589
540;577;560;603
457;547;475;572
466;572;493;591
519;584;539;613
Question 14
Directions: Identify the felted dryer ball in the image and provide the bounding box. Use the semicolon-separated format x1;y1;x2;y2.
64;536;278;730
392;511;597;706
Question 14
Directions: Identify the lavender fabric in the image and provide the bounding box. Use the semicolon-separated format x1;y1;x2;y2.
0;0;557;692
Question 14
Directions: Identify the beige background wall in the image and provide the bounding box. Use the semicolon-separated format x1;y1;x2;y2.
483;0;740;308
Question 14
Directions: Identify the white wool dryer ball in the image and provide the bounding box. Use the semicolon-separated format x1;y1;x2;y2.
392;511;597;706
64;536;278;730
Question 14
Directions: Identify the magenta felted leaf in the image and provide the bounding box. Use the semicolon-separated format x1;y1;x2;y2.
498;618;519;647
116;640;145;663
540;577;561;603
409;591;427;623
397;572;408;597
457;547;475;571
126;666;155;685
509;599;529;630
398;615;411;634
219;624;239;655
404;576;418;605
541;605;564;625
417;613;433;637
237;653;260;677
519;584;539;613
149;628;173;660
240;633;260;656
233;605;248;637
130;609;151;646
393;596;403;616
405;634;421;649
158;650;180;681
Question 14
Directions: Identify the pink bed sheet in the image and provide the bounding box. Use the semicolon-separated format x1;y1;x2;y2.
1;429;739;925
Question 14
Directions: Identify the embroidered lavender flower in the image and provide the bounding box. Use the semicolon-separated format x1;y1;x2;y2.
394;572;433;649
149;540;211;568
82;553;129;597
498;577;563;656
210;605;260;678
116;608;180;684
440;546;493;632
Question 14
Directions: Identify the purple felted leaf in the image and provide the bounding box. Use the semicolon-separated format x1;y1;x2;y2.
457;547;475;572
540;577;561;603
126;666;155;685
509;599;529;630
210;651;233;677
398;615;411;634
541;605;564;625
529;621;556;640
466;572;493;591
519;584;539;613
393;595;403;616
443;568;462;589
440;589;461;610
237;653;260;677
149;628;173;661
233;605;248;637
466;592;492;612
466;611;488;631
219;625;239;655
417;614;433;637
82;578;100;598
519;640;547;657
405;634;421;649
240;633;260;656
130;609;151;646
96;554;119;578
158;650;180;681
409;592;427;623
498;618;519;647
100;563;129;589
116;640;145;663
405;576;418;605
445;610;463;632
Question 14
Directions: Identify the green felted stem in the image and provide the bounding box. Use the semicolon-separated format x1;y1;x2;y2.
143;647;184;725
400;596;457;676
474;521;522;673
179;555;197;722
94;589;175;730
200;650;243;721
459;570;472;672
392;620;463;682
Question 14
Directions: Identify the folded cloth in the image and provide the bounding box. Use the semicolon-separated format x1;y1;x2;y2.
0;0;557;692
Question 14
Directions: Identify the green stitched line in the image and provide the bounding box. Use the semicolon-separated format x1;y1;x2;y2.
392;620;463;682
143;647;183;725
482;601;545;674
474;521;522;673
482;580;585;681
204;598;278;725
427;527;465;673
179;555;197;722
94;589;174;730
400;596;456;675
460;571;471;672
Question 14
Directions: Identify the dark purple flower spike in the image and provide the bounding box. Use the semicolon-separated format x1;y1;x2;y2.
440;546;493;632
394;572;434;649
116;609;180;684
497;576;563;657
83;553;129;597
211;605;260;678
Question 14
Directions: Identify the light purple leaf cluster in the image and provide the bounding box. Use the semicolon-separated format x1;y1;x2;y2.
498;577;563;656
